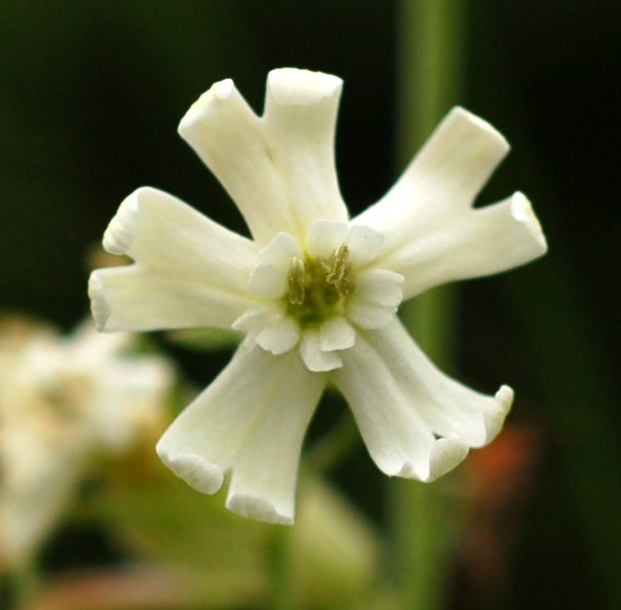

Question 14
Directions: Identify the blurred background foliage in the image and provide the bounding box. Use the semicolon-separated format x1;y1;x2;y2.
0;1;620;609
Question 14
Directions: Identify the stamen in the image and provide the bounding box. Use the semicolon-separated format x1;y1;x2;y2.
287;257;306;305
283;243;358;326
326;245;356;297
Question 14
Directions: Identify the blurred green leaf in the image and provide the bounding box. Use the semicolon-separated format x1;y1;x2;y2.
88;443;380;609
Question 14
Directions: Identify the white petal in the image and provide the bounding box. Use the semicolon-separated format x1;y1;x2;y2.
345;225;385;267
231;305;274;334
356;268;404;307
427;436;470;481
377;318;513;446
379;191;548;299
89;266;246;333
248;263;288;298
90;187;256;332
267;68;342;106
156;343;326;524
255;317;301;355
332;332;438;481
257;232;303;267
333;319;512;482
264;69;349;233
233;305;300;355
300;330;343;372
306;219;348;259
225;364;326;523
345;267;403;330
103;187;257;271
248;233;303;297
158;454;224;494
354;107;510;237
178;70;347;245
351;107;546;299
318;316;356;352
346;299;398;330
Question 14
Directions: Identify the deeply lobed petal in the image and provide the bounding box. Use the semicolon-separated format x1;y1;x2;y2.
90;69;547;525
353;107;547;299
156;341;326;524
355;107;510;234
178;69;348;245
89;187;257;332
333;318;513;482
380;191;548;299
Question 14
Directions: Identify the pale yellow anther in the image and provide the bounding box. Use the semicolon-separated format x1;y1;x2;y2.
284;245;357;326
326;245;356;297
287;257;306;305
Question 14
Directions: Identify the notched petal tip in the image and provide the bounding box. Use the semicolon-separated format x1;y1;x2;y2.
178;78;236;134
387;437;469;482
248;263;288;298
511;192;548;254
495;384;515;414
156;448;224;495
226;494;294;526
255;318;301;355
318;316;356;352
346;300;399;330
345;224;385;267
302;351;343;373
257;232;303;265
102;189;147;256
300;332;343;372
480;384;514;444
267;68;343;106
427;436;470;481
88;271;110;332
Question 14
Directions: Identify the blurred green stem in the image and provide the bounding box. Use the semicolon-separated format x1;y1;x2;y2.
390;1;466;609
270;525;296;610
12;561;41;610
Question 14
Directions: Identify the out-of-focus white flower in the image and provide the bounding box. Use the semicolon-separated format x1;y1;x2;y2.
0;317;173;569
89;68;547;525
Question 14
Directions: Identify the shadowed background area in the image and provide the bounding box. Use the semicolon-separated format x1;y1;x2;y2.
0;2;620;609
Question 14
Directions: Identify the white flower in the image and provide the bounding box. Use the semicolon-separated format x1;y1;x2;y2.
0;318;173;569
89;68;547;525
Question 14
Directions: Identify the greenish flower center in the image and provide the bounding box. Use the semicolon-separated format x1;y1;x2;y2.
285;245;356;326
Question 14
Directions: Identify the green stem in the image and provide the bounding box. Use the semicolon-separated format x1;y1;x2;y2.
390;1;466;609
12;560;41;610
396;0;466;155
269;525;296;610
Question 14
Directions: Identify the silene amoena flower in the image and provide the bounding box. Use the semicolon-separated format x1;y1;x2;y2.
89;68;547;525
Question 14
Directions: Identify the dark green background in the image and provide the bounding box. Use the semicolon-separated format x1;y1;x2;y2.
1;2;619;609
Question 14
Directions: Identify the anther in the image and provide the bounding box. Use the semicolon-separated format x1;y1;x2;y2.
326;245;356;297
287;257;306;305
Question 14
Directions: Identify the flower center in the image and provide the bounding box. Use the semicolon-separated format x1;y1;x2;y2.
286;245;356;327
233;221;404;372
